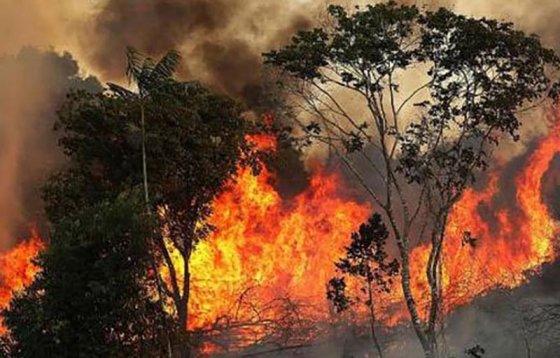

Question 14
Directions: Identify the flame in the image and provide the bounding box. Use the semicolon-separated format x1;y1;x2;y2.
187;113;560;348
245;133;277;152
189;165;371;329
399;115;559;321
0;230;43;334
0;115;556;350
438;113;559;311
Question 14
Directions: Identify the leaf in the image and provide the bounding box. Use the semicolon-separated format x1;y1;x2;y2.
152;50;182;80
107;83;136;100
125;46;144;84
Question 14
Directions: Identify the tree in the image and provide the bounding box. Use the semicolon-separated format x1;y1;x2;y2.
2;195;165;357
327;213;399;358
42;49;255;356
264;2;559;357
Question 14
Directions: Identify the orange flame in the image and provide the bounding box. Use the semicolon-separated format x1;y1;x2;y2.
189;165;371;329
401;113;559;322
439;112;559;310
188;113;560;348
0;114;557;350
0;230;43;334
245;133;277;152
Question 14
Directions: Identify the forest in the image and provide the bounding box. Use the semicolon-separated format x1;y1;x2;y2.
0;1;560;357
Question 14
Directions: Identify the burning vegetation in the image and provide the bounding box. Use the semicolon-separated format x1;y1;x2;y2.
1;1;560;358
1;108;558;355
184;111;560;351
0;231;43;334
2;110;559;355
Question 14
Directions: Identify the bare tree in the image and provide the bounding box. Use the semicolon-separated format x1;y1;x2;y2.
264;2;559;357
196;287;320;355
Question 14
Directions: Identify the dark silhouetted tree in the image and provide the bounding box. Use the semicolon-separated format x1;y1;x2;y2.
327;213;399;358
40;49;256;357
2;195;165;357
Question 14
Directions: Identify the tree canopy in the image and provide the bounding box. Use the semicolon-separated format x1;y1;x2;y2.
2;196;164;357
44;79;251;227
265;2;559;357
11;49;258;357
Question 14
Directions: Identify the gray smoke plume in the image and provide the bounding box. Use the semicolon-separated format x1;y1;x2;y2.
80;0;313;106
0;48;100;248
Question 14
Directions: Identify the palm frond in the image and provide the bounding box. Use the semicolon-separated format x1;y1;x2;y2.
152;50;181;80
107;82;137;100
138;58;156;91
125;47;145;84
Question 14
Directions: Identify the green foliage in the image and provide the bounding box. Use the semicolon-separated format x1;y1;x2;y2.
124;47;181;94
265;1;559;194
44;80;251;238
2;195;165;357
39;49;256;355
327;214;399;312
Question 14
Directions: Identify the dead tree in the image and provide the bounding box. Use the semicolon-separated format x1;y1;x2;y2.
195;287;321;355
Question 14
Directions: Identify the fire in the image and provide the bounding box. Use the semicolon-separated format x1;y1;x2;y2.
246;134;277;152
437;113;559;311
0;116;558;350
189;165;371;329
397;114;560;321
188;113;560;347
0;230;43;334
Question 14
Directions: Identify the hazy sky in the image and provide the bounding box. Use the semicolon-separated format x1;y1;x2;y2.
2;0;560;82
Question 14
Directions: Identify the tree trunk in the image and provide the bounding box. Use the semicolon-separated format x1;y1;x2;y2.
178;305;190;358
399;245;435;358
141;102;174;358
367;281;383;358
425;216;449;358
140;104;151;211
152;260;174;358
177;252;192;357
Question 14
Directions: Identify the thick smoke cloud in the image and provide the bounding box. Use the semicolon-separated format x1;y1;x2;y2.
0;0;560;356
84;0;239;76
0;48;100;249
80;0;313;105
4;0;560;102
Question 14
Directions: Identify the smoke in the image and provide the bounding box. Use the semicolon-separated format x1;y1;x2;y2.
0;1;95;60
1;1;560;354
5;0;559;112
3;0;560;101
78;0;314;106
0;48;100;249
449;1;560;155
451;0;560;47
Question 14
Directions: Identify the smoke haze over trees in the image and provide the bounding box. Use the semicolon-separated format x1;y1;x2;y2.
0;48;100;249
1;1;560;357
